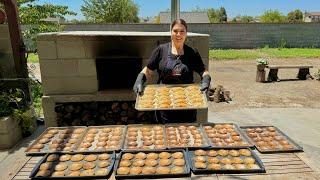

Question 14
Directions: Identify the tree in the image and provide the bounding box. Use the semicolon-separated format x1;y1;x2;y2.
260;10;286;23
207;7;227;23
218;7;227;23
81;0;139;23
287;9;303;23
1;0;76;51
234;15;254;23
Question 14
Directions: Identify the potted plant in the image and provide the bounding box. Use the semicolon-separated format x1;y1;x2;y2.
256;58;269;71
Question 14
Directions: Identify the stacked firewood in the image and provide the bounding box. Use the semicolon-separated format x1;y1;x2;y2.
207;85;232;103
55;101;155;126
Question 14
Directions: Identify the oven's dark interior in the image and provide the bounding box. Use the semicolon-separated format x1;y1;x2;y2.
96;56;142;90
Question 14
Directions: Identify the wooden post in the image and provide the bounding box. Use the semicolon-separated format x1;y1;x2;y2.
256;64;266;82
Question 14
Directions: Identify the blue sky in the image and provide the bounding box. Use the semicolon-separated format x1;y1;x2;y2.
39;0;320;20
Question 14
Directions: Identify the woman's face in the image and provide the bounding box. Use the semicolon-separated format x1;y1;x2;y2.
171;23;187;45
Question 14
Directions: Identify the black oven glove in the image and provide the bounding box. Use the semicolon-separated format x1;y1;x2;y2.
200;74;211;91
133;73;146;95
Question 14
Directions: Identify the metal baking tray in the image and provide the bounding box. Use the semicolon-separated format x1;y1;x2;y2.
135;84;208;111
25;126;87;156
114;149;191;179
240;126;303;153
74;125;126;153
187;147;266;174
29;151;116;179
123;124;167;150
165;123;210;149
201;123;254;149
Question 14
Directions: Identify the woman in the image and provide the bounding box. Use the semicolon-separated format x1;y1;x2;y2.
133;19;211;123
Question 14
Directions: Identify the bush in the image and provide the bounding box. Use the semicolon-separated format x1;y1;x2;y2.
0;92;13;117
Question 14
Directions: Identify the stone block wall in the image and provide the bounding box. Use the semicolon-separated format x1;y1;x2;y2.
64;23;320;49
0;25;16;78
38;31;209;126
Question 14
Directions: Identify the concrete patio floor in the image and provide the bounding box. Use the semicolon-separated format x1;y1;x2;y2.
0;107;319;179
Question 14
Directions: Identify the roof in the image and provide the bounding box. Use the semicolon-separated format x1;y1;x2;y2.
159;11;210;23
305;12;320;16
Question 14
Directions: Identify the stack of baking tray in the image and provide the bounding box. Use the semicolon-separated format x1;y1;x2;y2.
201;123;253;148
29;151;115;179
187;147;266;174
240;126;303;153
25;126;87;155
165;123;210;149
135;84;208;111
74;125;126;152
114;149;190;179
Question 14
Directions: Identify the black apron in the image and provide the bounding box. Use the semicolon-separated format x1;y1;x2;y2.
156;43;197;124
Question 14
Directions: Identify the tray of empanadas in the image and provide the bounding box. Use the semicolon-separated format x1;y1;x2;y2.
74;126;126;152
29;151;115;179
123;124;166;150
135;84;208;111
240;126;303;153
26;127;87;155
187;147;265;174
165;123;210;149
202;123;254;148
114;149;191;179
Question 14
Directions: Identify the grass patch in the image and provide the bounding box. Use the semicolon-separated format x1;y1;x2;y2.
27;53;39;63
259;48;320;58
209;48;320;60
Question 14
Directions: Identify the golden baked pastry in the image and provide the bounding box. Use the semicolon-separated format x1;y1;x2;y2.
207;163;221;170
120;160;132;167
67;171;80;176
229;150;240;157
220;158;232;165
246;164;260;169
54;163;68;171
142;166;156;174
122;153;134;160
98;161;110;168
88;129;98;134
36;170;51;177
194;156;206;163
98;153;110;160
171;166;185;174
159;159;171;166
117;167;130;175
39;162;52;170
84;154;97;162
235;164;246;170
239;149;251;156
71;154;84;162
172;152;184;159
173;159;185;166
223;164;235;170
146;152;158;159
80;169;94;176
58;154;71;162
194;149;206;156
132;159;145;167
244;157;255;164
83;162;96;170
47;154;59;162
39;138;50;144
69;162;83;171
207;150;218;157
232;157;244;164
129;167;142;175
207;157;219;164
32;144;44;149
51;171;64;177
145;159;158;167
217;149;228;156
155;166;171;174
95;169;108;176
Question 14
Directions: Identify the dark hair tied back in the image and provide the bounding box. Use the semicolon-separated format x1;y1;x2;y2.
171;19;188;31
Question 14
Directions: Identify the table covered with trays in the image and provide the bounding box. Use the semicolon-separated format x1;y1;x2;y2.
12;123;320;179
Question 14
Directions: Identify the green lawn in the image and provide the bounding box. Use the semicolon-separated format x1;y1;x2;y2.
27;53;39;63
210;48;320;60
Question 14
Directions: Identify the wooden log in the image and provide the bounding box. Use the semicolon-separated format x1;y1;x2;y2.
268;69;279;82
256;65;266;82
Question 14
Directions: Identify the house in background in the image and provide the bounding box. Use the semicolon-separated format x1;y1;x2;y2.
159;11;209;23
304;12;320;22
